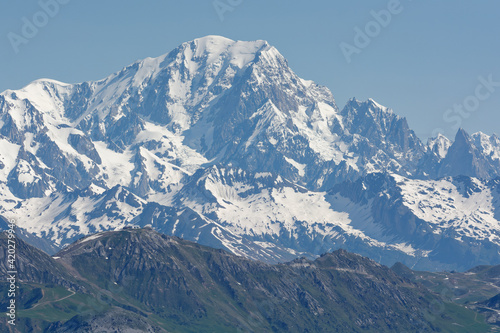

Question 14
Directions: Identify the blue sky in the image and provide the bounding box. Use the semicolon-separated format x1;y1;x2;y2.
1;0;499;140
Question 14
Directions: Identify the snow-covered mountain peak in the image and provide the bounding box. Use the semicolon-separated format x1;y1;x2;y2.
472;131;500;162
427;133;452;159
430;132;450;141
437;127;500;179
345;97;393;111
340;97;423;153
5;36;500;271
189;35;270;68
455;127;471;142
0;78;74;128
472;131;500;144
17;78;72;93
367;98;392;113
341;98;402;129
4;78;72;98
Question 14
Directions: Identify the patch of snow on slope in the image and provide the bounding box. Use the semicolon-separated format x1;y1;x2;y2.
77;233;105;244
1;188;147;246
290;105;346;164
395;175;500;242
185;175;390;250
15;160;40;184
284;157;306;177
0;138;20;181
93;142;134;187
135;121;207;173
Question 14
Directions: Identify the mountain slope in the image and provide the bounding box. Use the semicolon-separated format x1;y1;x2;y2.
330;173;500;271
12;164;498;270
0;232;79;289
0;229;491;332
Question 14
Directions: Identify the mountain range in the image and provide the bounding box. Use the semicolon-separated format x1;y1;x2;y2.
2;36;500;271
0;229;491;332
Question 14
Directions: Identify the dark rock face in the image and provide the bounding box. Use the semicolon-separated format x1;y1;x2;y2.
439;128;499;178
7;159;48;199
68;133;102;164
1;112;24;144
0;233;80;290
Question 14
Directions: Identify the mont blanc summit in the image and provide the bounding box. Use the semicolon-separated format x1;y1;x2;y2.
2;36;500;270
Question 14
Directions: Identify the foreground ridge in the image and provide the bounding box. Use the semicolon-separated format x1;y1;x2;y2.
0;229;490;332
